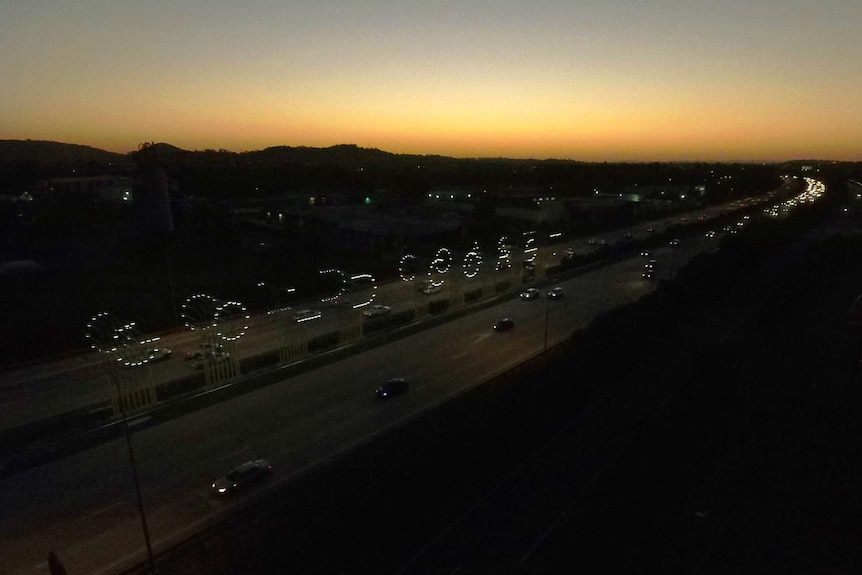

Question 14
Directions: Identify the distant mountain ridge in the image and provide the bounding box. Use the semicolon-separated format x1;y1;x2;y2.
0;139;127;165
1;139;497;171
2;139;853;169
138;141;454;170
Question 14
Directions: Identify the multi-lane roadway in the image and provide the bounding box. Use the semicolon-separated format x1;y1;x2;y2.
0;182;809;575
0;194;770;432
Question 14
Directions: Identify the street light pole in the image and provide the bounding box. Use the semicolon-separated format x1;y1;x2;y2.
87;314;157;575
544;293;550;351
165;245;179;327
669;240;679;279
113;369;157;575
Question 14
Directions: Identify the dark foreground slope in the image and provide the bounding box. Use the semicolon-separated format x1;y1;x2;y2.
126;203;862;575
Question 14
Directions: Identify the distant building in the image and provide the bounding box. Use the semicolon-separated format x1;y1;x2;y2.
34;176;134;203
619;184;705;202
261;204;463;255
494;198;566;225
424;189;477;215
34;172;175;235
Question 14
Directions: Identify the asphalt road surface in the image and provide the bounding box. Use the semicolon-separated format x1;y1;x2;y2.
0;192;773;431
0;227;730;575
0;181;812;575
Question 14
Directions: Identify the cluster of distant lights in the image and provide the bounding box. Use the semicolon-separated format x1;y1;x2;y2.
462;243;483;279
318;269;378;310
496;236;513;271
428;193;473;200
180;294;249;343
181;294;219;332
90;230;564;347
398;237;519;284
762;177;825;218
348;273;377;309
82;175;830;357
523;231;538;264
427;248;452;288
86;312;160;367
214;300;249;341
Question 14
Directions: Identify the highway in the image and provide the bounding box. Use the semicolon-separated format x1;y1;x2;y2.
0;225;732;575
0;180;816;575
0;194;764;432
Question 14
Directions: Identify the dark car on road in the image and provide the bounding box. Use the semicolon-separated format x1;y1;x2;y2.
376;378;410;399
643;259;657;279
520;288;540;300
189;350;230;370
494;318;515;332
146;347;172;362
211;459;271;495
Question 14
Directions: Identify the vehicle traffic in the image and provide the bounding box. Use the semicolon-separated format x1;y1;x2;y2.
363;304;392;318
146;347;172;362
294;309;322;323
376;378;410;399
642;258;657;279
190;350;230;370
520;288;540;300
211;459;272;495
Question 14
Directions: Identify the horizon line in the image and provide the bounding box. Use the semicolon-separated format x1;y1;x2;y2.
1;138;851;165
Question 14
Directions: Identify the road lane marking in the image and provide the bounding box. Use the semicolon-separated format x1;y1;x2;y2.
127;416;151;427
76;500;124;523
320;405;345;419
517;500;576;567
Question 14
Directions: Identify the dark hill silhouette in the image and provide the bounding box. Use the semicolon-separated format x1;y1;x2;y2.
0;139;815;204
0;139;126;165
256;143;402;169
141;142;186;155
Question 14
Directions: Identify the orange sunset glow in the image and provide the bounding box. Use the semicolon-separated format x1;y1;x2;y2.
1;0;860;161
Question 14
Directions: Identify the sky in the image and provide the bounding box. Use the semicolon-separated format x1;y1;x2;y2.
1;0;860;161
